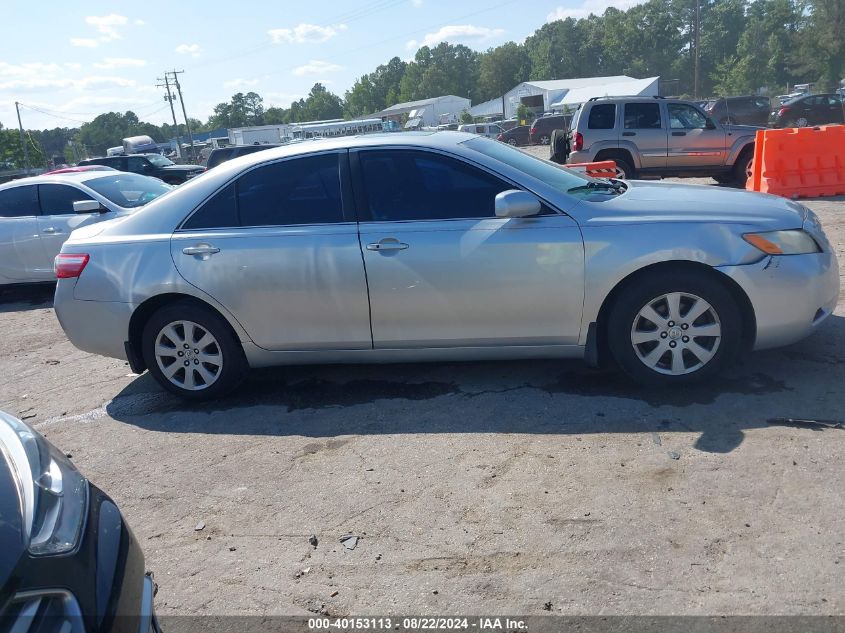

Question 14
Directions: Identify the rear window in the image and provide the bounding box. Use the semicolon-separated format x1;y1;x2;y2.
0;185;38;217
588;104;616;129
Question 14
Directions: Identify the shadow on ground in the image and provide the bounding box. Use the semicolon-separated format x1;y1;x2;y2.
0;283;54;313
104;315;845;454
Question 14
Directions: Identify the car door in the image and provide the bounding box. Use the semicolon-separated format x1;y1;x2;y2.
665;102;726;168
622;102;666;169
353;148;584;349
127;156;152;176
36;184;114;271
171;150;372;351
826;95;844;124
0;185;44;282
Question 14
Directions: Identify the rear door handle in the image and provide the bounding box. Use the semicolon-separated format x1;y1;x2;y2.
42;227;61;234
182;244;220;256
366;239;409;252
672;131;687;136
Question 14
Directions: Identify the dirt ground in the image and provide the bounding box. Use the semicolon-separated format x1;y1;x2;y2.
1;168;844;617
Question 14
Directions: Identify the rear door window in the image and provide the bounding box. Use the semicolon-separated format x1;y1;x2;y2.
0;185;39;217
39;184;95;215
588;104;616;129
624;103;662;129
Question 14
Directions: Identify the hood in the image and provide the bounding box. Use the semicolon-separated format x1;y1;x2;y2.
579;180;806;229
0;424;26;602
161;164;204;172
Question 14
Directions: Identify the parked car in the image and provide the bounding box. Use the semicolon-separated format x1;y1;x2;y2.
566;96;760;183
205;144;281;170
768;93;845;128
44;165;118;175
457;123;503;138
53;132;837;397
79;154;204;185
497;125;530;146
0;172;172;286
529;114;572;145
0;410;160;632
703;95;771;126
496;119;519;132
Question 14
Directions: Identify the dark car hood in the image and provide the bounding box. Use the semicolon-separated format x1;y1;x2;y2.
0;450;25;602
578;180;806;229
161;164;204;172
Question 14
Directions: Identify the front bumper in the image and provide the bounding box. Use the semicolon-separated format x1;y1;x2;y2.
716;250;840;350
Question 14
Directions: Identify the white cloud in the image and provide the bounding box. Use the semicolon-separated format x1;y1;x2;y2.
265;92;305;107
0;62;63;77
224;78;259;89
411;0;423;6
0;75;137;93
268;23;347;44
292;60;343;76
175;43;202;58
64;63;82;71
85;14;129;41
546;0;645;21
93;57;147;70
134;19;147;26
70;37;99;48
407;25;505;50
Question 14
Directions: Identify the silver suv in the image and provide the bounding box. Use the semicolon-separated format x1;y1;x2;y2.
567;96;759;184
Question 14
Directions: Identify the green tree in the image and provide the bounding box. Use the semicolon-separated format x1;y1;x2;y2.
476;42;530;101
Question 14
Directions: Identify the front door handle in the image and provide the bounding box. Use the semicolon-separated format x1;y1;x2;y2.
622;132;636;136
42;227;61;234
671;131;686;136
182;244;220;257
366;239;409;252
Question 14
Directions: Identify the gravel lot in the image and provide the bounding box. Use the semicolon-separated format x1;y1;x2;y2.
1;160;844;617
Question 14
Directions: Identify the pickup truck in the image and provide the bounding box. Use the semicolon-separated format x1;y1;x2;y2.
79;154;204;185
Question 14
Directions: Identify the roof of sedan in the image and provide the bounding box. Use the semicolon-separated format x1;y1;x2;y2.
0;171;128;188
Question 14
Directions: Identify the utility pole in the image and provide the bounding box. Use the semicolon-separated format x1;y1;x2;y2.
157;75;182;159
693;0;701;99
167;70;195;162
14;102;31;170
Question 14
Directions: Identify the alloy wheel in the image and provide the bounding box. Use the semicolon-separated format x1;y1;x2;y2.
540;135;550;145
630;292;722;376
154;320;223;391
796;117;809;127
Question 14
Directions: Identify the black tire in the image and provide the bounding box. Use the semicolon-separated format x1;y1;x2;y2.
609;157;635;179
141;300;248;400
712;174;733;184
732;148;754;186
606;270;742;386
507;138;518;146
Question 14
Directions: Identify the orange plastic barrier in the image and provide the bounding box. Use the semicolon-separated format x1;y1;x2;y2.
566;160;618;178
746;125;845;198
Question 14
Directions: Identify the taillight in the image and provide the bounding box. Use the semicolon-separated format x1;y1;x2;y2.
530;127;537;135
778;106;790;117
55;253;89;279
497;133;504;140
572;132;584;152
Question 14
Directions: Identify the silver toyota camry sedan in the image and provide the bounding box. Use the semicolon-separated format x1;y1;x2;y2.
53;132;839;399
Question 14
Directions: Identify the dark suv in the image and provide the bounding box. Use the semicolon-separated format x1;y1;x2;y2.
205;144;280;170
769;93;845;128
528;114;571;145
703;95;771;126
79;154;204;184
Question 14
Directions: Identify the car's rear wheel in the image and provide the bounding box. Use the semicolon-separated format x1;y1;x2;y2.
507;138;518;146
141;301;248;399
611;158;635;179
539;134;551;145
607;271;742;386
787;117;809;128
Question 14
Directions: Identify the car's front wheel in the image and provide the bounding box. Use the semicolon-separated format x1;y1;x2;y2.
607;271;742;385
141;301;248;399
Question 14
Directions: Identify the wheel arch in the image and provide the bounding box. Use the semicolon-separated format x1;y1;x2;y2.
127;293;245;373
592;260;757;367
594;147;638;170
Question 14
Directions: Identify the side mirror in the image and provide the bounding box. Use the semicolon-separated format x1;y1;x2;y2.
495;190;541;219
705;118;717;129
73;200;106;213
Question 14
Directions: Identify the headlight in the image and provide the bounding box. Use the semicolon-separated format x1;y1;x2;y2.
743;229;821;255
0;412;88;555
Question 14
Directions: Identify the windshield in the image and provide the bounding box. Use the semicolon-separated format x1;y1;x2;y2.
463;136;591;194
146;154;174;167
84;174;173;209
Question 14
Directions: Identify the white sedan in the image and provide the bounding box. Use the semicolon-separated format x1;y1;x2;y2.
0;172;172;286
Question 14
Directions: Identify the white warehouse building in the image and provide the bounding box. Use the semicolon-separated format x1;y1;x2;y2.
502;76;659;119
375;95;471;127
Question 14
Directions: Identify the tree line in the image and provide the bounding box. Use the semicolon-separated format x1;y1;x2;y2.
5;0;842;163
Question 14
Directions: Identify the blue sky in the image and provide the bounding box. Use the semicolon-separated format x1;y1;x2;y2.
2;0;638;130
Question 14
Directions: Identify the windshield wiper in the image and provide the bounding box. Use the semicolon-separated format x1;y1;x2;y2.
567;179;626;195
